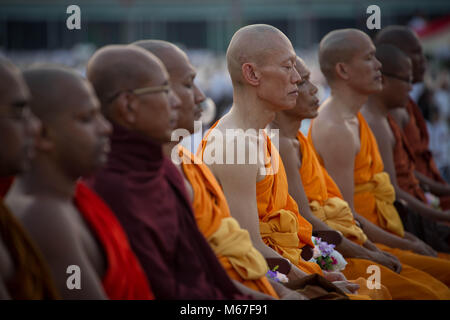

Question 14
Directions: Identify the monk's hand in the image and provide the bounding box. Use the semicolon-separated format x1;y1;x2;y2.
287;265;309;282
377;251;402;273
332;281;360;295
404;232;438;257
322;270;347;282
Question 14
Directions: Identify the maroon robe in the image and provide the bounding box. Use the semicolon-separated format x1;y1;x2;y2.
86;124;247;300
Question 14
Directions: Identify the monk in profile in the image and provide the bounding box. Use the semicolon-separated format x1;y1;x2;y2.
134;39;310;300
361;44;450;253
86;45;247;299
274;55;450;299
0;57;58;300
375;26;450;211
6;66;153;299
308;28;450;295
198;24;377;299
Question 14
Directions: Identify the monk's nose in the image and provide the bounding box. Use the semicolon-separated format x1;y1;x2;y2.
194;84;206;105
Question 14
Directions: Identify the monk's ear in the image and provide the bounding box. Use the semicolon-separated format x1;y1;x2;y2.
115;92;136;125
35;125;54;151
242;62;260;86
335;62;350;81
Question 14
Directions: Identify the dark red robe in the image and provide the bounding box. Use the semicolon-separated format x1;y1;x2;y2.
86;124;247;300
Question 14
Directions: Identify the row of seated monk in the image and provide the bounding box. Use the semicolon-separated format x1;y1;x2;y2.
0;24;449;300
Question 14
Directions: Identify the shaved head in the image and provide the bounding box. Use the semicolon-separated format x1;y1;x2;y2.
374;25;425;82
376;44;411;76
131;40;189;75
319;28;372;82
374;26;419;54
226;24;294;85
86;45;167;112
23;66;90;122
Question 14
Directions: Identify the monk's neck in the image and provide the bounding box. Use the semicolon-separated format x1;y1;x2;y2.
366;95;389;118
329;84;369;117
231;90;276;130
163;141;179;158
16;159;76;201
270;113;301;139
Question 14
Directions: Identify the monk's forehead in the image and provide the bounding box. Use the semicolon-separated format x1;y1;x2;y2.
295;57;309;76
158;47;194;79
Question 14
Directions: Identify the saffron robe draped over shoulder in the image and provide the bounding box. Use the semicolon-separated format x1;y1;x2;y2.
298;130;450;300
308;113;450;298
0;199;59;299
74;182;153;300
297;131;367;245
177;145;278;298
199;121;323;276
403;97;450;209
87;124;245;300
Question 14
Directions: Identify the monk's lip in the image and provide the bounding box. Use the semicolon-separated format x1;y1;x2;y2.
288;90;299;96
312;99;320;107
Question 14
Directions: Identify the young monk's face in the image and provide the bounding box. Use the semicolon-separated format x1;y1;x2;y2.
256;35;302;111
345;35;382;95
382;58;413;110
169;52;205;134
48;79;112;177
0;69;39;176
285;58;319;120
401;35;426;84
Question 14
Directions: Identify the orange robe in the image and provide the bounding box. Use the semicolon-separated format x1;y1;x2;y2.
178;145;278;298
388;115;427;202
403;97;450;209
200;123;376;300
308;112;450;297
299;130;450;299
75;182;154;300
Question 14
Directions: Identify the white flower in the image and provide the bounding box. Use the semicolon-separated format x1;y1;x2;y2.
329;250;347;272
275;272;289;283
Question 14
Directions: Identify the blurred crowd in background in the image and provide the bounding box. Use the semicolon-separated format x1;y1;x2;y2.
1;0;449;180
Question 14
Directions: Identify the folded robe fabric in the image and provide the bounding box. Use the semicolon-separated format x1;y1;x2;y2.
297;131;367;245
87;123;245;300
74;182;153;300
387;114;427;202
403;97;450;209
177;145;277;298
0;199;59;299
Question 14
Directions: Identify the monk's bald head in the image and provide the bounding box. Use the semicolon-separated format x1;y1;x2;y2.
0;56;27;104
226;24;294;85
374;25;425;82
86;45;167;112
319;29;373;83
376;44;411;77
23;66;94;122
131;40;188;75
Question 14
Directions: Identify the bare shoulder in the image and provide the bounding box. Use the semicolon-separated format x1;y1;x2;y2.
17;197;81;256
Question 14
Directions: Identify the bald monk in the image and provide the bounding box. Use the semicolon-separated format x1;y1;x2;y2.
198;24;366;299
86;45;248;300
375;26;450;211
132;39;303;299
0;57;59;299
6;66;153;300
273;56;450;299
309;28;450;295
361;44;450;253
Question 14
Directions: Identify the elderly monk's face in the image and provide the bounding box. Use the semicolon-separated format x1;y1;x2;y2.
169;52;205;134
255;35;301;111
132;66;181;143
290;58;320;120
382;58;413;110
48;79;112;177
0;70;39;176
345;35;382;95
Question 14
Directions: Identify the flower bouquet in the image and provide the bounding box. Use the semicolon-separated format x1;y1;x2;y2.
308;236;347;272
266;265;289;283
